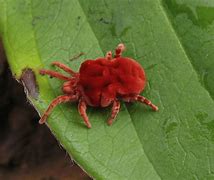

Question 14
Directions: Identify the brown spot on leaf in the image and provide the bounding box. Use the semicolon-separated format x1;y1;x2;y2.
21;68;39;99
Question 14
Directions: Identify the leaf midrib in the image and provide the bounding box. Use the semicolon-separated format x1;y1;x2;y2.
27;1;141;179
3;0;213;179
77;0;214;179
76;0;163;179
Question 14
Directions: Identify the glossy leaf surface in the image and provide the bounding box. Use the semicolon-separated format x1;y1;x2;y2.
0;0;214;179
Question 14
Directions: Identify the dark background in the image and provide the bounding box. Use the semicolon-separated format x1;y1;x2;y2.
0;41;91;180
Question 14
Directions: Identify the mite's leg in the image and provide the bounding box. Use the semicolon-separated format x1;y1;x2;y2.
40;69;70;81
105;51;112;60
78;99;91;128
115;43;125;58
51;61;77;76
39;95;77;124
135;95;158;111
107;100;121;126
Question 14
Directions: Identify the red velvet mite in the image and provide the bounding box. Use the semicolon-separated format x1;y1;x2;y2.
39;44;158;128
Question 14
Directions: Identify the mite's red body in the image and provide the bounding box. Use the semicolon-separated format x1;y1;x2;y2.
39;44;158;128
79;57;146;107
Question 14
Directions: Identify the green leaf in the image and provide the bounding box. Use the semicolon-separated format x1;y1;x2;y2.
163;0;214;99
0;0;214;179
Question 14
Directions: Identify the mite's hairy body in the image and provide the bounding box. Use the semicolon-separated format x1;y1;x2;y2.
79;57;146;107
39;44;158;128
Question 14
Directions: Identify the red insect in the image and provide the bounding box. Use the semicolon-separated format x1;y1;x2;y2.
39;44;158;128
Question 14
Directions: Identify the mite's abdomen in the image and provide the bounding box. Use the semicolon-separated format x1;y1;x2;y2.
79;57;146;106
